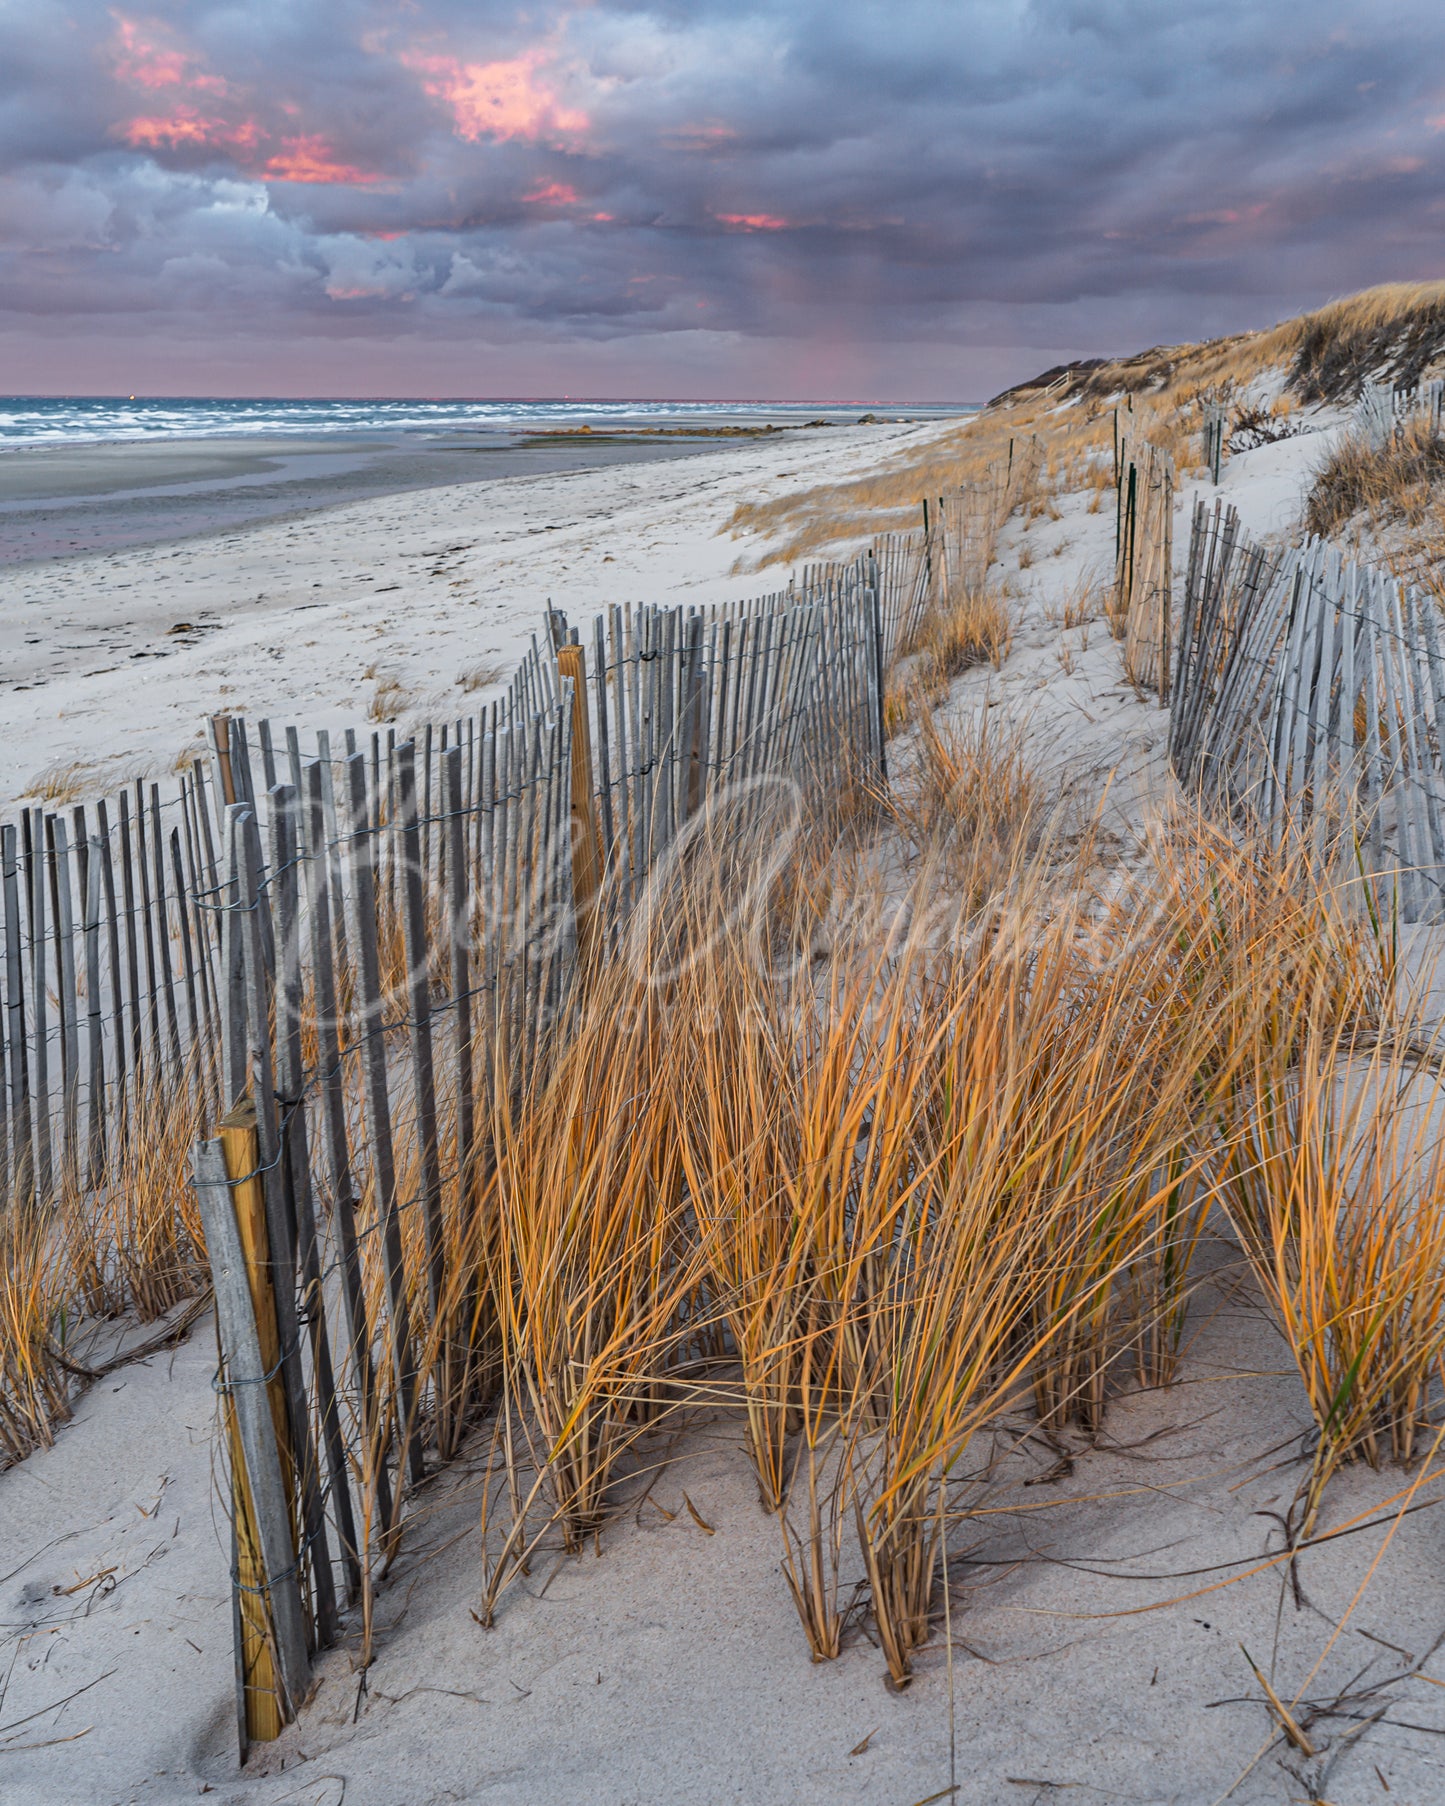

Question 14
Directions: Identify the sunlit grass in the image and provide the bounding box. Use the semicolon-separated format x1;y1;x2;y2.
1306;413;1445;539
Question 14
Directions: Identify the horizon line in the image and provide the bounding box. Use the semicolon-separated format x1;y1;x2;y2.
0;392;981;408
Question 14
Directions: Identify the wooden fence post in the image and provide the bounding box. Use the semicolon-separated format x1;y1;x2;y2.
211;714;238;808
557;645;602;968
194;1123;311;1756
268;782;357;1617
300;757;395;1547
868;583;889;784
342;752;425;1491
396;743;446;1334
232;806;334;1639
3;825;32;1207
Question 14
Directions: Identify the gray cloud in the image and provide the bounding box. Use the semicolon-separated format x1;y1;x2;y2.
2;0;1444;396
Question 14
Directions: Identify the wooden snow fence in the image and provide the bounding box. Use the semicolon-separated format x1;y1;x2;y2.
878;436;1042;666
0;517;950;1242
1357;378;1445;449
1113;435;1175;700
177;562;888;1750
1171;496;1445;923
0;555;898;1221
1202;402;1227;484
873;528;932;668
0;769;232;1221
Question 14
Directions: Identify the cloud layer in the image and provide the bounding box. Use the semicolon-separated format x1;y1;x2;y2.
3;1;1445;396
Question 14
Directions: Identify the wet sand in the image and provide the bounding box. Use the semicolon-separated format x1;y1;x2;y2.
0;429;798;566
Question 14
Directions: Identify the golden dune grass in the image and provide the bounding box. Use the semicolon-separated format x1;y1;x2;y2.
435;718;1419;1684
363;669;411;724
0;1211;72;1465
906;582;1013;703
1216;1011;1445;1537
1305;413;1445;539
61;1058;210;1324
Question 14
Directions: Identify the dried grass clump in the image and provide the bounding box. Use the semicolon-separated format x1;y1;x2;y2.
473;973;708;1621
62;1067;210;1323
1165;819;1445;1535
1305;416;1445;538
457;660;507;694
1046;572;1107;630
24;762;93;805
1228;400;1303;453
1141;816;1445;1536
885;709;1060;907
1216;1013;1445;1537
0;1213;72;1465
0;1062;214;1470
366;673;410;723
912;584;1011;695
663;840;1094;1681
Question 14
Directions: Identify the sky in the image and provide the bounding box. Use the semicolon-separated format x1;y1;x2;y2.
2;0;1444;401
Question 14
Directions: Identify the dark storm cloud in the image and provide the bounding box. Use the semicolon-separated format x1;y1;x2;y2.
3;0;1445;392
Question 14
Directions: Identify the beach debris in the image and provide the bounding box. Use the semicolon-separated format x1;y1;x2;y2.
1241;1647;1316;1756
682;1493;715;1535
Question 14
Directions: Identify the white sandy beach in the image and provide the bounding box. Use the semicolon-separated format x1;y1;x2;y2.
8;404;1445;1806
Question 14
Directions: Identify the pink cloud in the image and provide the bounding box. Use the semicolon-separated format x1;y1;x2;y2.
400;47;588;145
263;135;390;186
326;283;412;300
110;18;388;185
1179;201;1271;232
119;112;386;185
523;180;581;205
110;13;229;95
717;212;790;231
119;109;258;150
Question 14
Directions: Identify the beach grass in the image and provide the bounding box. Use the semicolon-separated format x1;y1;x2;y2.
1306;412;1445;539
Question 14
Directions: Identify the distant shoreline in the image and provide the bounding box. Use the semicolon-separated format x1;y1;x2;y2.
0;409;969;567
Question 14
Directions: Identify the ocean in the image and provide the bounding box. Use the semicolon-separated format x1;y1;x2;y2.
0;394;975;565
0;395;972;449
